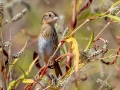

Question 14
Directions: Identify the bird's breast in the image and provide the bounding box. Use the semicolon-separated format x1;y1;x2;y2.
38;36;53;57
39;24;54;39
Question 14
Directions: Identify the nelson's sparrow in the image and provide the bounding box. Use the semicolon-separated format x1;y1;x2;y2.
38;11;62;77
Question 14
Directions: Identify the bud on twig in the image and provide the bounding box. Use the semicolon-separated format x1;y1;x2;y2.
12;8;28;22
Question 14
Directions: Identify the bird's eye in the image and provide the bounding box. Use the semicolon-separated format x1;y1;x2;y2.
49;14;52;17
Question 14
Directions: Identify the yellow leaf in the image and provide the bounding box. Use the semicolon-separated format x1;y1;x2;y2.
27;55;39;73
11;55;39;89
65;37;79;72
22;79;34;84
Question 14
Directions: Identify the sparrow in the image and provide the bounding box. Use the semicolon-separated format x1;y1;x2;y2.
38;11;62;77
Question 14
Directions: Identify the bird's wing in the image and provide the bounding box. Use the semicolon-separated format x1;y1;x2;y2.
52;28;60;58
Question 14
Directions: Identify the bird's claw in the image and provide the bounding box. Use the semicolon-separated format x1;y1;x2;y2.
48;56;55;69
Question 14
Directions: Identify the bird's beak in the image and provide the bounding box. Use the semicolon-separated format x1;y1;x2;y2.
53;16;60;20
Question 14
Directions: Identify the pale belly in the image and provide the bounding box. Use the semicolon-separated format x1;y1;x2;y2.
38;36;54;63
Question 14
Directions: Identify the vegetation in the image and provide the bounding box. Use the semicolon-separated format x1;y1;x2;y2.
0;0;120;90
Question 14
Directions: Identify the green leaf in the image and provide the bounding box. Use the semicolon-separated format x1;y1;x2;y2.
8;64;26;90
8;58;19;74
8;55;39;89
105;14;120;22
85;30;94;51
7;80;16;90
16;55;39;87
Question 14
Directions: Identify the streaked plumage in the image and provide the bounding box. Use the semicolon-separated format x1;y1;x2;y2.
38;11;62;77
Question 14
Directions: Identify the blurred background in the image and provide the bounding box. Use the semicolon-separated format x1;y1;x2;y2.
1;0;120;90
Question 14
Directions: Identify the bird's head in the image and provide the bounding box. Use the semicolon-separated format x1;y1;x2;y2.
42;11;59;25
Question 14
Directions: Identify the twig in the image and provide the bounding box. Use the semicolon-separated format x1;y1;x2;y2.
98;68;114;90
7;29;12;86
68;19;89;38
78;0;93;15
94;21;112;41
55;53;74;62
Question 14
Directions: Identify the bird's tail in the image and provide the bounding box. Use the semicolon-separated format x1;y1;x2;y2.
54;62;62;77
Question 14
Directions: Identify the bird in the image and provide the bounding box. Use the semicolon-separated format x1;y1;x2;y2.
38;11;62;77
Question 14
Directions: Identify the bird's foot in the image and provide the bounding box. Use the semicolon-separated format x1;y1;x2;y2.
48;56;55;69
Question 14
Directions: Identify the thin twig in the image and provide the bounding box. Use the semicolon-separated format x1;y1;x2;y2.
98;68;114;90
94;21;111;41
7;29;12;86
68;19;88;38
